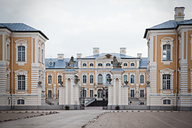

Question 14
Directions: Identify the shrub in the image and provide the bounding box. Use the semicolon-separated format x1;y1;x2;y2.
115;105;120;110
65;105;70;110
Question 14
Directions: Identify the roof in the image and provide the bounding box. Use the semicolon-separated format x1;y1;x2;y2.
45;58;78;69
0;23;48;40
81;53;137;59
139;57;148;68
45;56;148;69
144;19;192;38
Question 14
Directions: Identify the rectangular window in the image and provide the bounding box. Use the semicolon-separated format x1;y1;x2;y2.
163;100;171;104
131;90;134;98
90;75;94;84
140;75;144;84
48;75;52;84
140;90;144;98
83;90;86;97
123;75;128;83
18;46;25;61
17;99;24;104
58;75;62;84
163;44;171;60
48;90;52;98
90;90;93;97
162;74;171;89
130;75;135;84
18;75;25;90
7;44;10;61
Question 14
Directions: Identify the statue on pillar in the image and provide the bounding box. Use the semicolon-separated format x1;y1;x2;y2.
111;56;122;68
66;56;76;69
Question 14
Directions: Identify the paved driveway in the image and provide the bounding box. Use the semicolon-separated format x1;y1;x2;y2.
0;108;106;128
86;111;192;128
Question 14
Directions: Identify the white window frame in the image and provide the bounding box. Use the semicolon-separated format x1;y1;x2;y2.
130;62;135;67
14;69;28;93
106;73;111;84
98;63;103;67
140;73;145;85
130;73;135;84
82;62;87;67
161;37;173;65
89;74;94;85
89;63;94;67
47;74;53;85
82;75;87;84
15;39;27;66
123;74;128;84
57;73;63;85
106;63;111;67
123;62;128;67
160;68;174;94
139;89;145;98
17;99;25;105
98;74;103;84
90;89;94;98
130;89;135;98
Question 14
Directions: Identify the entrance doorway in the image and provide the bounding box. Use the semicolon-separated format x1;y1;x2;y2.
97;89;103;100
48;90;52;99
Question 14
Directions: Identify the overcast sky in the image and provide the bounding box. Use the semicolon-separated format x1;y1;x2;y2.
1;0;192;58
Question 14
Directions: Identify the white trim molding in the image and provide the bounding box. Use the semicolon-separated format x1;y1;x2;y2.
15;39;28;66
160;68;174;94
14;69;28;93
160;37;174;65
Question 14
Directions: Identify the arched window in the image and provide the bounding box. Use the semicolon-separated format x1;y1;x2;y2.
98;63;102;67
48;75;52;84
163;99;171;104
123;75;128;83
106;74;111;84
90;63;94;67
162;74;171;89
98;89;103;98
163;44;171;60
90;75;94;84
18;46;25;61
131;63;135;66
83;63;87;67
123;63;128;66
83;75;87;83
58;75;62;84
106;63;111;66
130;75;135;84
98;74;103;84
140;75;144;84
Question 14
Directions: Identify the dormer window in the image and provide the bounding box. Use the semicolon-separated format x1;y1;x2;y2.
123;63;128;66
131;63;135;66
48;61;54;66
90;63;94;67
106;63;111;66
83;63;87;67
98;63;102;67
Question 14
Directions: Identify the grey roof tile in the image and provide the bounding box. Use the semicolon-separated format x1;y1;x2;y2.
83;53;136;59
0;23;48;39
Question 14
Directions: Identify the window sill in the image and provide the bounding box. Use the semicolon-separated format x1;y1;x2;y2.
16;61;26;66
162;60;172;65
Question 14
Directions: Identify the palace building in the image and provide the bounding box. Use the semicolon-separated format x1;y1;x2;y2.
0;7;192;110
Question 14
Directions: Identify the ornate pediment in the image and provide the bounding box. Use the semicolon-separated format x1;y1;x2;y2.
14;69;28;75
160;68;174;75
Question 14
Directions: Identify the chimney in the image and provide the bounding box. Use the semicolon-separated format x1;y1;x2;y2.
137;53;142;58
174;7;185;21
120;47;126;55
57;54;64;60
93;47;99;55
77;53;82;58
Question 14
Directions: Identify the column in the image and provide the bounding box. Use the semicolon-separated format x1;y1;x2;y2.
113;78;116;105
118;78;121;105
71;78;73;104
65;78;68;104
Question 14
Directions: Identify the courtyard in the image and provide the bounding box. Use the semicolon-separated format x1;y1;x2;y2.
0;108;192;128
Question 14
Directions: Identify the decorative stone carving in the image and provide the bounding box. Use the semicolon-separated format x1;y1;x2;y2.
111;56;122;68
66;56;76;69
